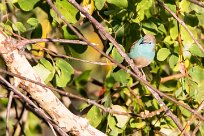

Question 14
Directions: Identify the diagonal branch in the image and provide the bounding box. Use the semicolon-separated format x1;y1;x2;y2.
0;75;68;136
47;0;189;134
189;0;204;8
157;0;204;54
0;30;105;136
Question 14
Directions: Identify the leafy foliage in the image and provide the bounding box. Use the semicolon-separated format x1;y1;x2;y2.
1;0;204;135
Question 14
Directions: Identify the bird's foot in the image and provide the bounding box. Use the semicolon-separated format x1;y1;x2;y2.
140;68;147;81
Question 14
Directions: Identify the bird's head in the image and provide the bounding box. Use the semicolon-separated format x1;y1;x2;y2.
143;34;156;45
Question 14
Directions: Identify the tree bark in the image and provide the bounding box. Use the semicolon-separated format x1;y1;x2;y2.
0;30;106;136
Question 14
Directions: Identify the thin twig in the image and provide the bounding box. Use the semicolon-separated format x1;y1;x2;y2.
12;102;27;136
189;0;204;8
0;26;114;66
45;48;114;66
2;68;203;121
64;0;187;134
160;73;184;83
6;91;14;136
0;75;69;136
157;0;204;54
16;38;90;48
17;38;114;66
0;68;136;117
48;122;58;136
180;100;204;135
192;121;202;136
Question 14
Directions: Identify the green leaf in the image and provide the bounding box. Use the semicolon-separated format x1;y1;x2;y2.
136;0;154;20
111;47;124;64
175;87;183;98
169;55;178;69
0;23;13;35
33;64;51;83
197;14;204;28
130;118;146;129
158;24;167;35
105;74;116;90
107;114;123;135
27;18;39;27
189;44;204;57
157;48;171;61
142;22;158;35
111;70;129;86
55;58;74;87
0;3;7;12
163;36;174;46
40;58;53;71
62;25;78;40
115;24;125;37
74;70;91;89
107;0;128;8
180;26;195;46
184;13;199;27
169;19;178;40
186;66;204;103
111;105;130;128
86;106;103;128
54;0;78;24
159;84;175;92
179;0;190;13
166;3;176;13
12;22;26;32
179;106;191;118
189;66;204;83
18;0;40;11
108;114;117;130
62;25;87;53
95;0;105;10
39;58;55;83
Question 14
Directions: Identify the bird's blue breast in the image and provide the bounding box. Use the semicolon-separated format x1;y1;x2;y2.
128;42;155;61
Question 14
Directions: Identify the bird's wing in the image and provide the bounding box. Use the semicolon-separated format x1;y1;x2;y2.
131;37;143;49
128;37;143;58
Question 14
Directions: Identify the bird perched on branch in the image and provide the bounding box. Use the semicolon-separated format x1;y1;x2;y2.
128;34;156;68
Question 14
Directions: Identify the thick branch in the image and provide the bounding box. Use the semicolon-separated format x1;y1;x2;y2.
63;0;188;134
0;30;105;136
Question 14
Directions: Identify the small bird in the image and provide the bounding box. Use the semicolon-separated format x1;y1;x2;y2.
128;34;156;68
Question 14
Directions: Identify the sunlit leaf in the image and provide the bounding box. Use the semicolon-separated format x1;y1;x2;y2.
55;58;74;87
86;106;103;127
157;48;171;61
169;54;178;69
18;0;39;11
74;70;91;89
111;47;124;63
107;0;128;8
12;22;26;32
33;64;51;83
95;0;105;10
54;0;78;24
111;70;130;86
111;105;130;128
27;18;39;27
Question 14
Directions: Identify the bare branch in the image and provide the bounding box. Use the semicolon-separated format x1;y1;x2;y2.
189;0;204;8
160;73;184;83
6;91;14;136
63;0;188;134
0;30;106;136
157;0;204;54
0;75;68;136
16;38;94;49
